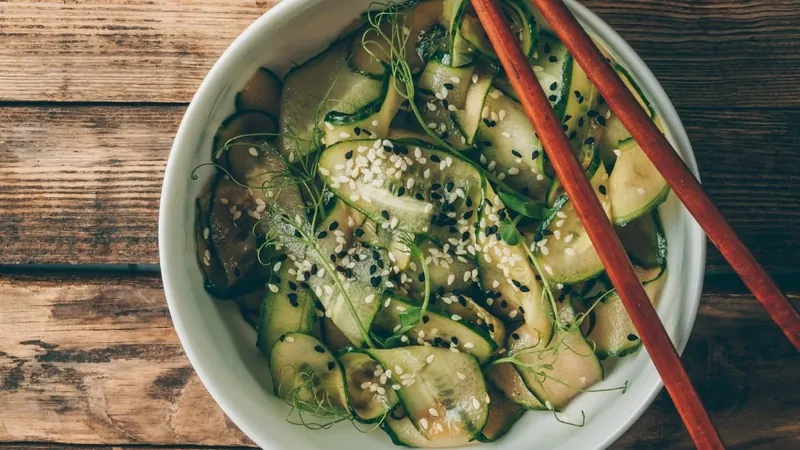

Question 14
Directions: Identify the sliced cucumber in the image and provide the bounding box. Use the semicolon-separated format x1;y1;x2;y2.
269;333;348;414
195;189;227;292
495;32;570;115
349;0;444;78
213;110;277;160
485;362;545;410
321;317;353;353
437;293;506;348
614;63;655;119
306;201;387;347
533;161;611;285
339;349;400;423
374;293;497;363
324;75;404;146
587;266;667;359
544;140;599;207
476;184;554;343
419;60;475;109
366;346;489;442
382;407;471;448
442;0;476;67
416;92;471;151
206;176;258;292
509;324;604;411
256;261;316;358
617;210;667;269
453;63;497;146
280;40;383;160
319;139;483;245
477;385;526;442
402;240;478;297
235;68;282;117
609;138;670;225
477;89;550;202
446;0;538;63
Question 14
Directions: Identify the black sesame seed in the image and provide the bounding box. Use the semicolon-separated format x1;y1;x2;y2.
487;323;495;332
466;196;473;207
430;154;441;163
354;127;362;136
549;94;558;102
329;221;339;231
444;82;455;90
422;315;430;324
500;300;508;308
317;230;328;239
381;210;390;220
511;149;522;158
370;276;381;287
578;95;585;104
511;333;520;340
372;250;381;260
627;334;639;341
549;82;558;91
415;192;425;201
549;55;558;63
596;115;607;126
482;140;493;147
458;296;468;307
288;293;299;307
578;117;584;127
369;265;377;275
462;210;474;220
314;345;325;353
431;183;442;191
376;258;385;269
355;228;365;237
512;279;522;288
445;181;454;191
329;253;337;263
587;110;599;117
433;337;444;346
563;114;572;122
327;361;336;370
450;336;459;345
531;150;540;160
294;230;303;238
462;231;470;241
335;265;346;273
288;281;297;291
584;136;595;146
568;130;577;140
519;306;526;314
345;150;354;159
574;90;582;98
599;185;607;195
520;285;530;293
279;334;286;342
544;43;551;54
418;272;426;282
397;187;406;196
430;192;442;200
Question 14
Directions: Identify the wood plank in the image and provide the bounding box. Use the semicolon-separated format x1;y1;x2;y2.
0;273;253;446
2;105;798;271
0;273;797;447
0;0;798;107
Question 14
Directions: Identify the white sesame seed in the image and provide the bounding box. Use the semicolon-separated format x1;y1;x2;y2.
451;314;462;321
472;397;481;409
613;149;622;157
426;354;435;364
637;187;647;195
456;371;466;380
429;408;439;417
285;336;295;343
248;147;258;157
419;418;429;429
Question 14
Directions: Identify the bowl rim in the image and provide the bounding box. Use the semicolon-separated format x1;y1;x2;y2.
159;1;706;448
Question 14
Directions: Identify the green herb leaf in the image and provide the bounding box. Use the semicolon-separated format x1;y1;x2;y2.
498;190;549;219
499;220;520;245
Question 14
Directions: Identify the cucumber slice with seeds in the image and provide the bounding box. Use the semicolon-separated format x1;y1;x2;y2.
366;346;489;442
609;138;670;225
256;261;317;358
485;362;545;410
509;324;604;411
617;210;667;269
437;293;506;347
339;349;400;423
280;40;384;160
214;110;277;160
477;89;550;203
588;266;667;359
533;161;611;285
319;139;483;246
374;293;497;363
324;75;404;146
235;68;282;117
269;333;348;414
477;184;554;343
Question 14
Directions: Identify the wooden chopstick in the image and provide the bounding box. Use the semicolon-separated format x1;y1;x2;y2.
530;0;800;353
469;0;726;448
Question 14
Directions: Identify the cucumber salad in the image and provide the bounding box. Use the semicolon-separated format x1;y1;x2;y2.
193;0;670;446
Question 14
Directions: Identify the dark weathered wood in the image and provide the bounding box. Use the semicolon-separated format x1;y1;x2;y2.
1;105;798;270
0;0;798;108
0;273;253;446
0;273;797;447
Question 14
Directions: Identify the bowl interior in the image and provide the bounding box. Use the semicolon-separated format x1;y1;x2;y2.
159;1;705;449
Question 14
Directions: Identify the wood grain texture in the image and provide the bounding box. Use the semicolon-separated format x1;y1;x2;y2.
0;0;275;103
0;0;797;107
0;273;797;447
0;273;252;446
1;105;798;270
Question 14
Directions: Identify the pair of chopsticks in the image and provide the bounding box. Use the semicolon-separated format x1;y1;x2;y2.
470;0;800;448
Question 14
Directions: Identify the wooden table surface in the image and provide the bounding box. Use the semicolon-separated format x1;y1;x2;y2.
1;0;798;449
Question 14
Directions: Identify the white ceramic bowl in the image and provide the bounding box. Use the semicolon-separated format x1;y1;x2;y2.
159;1;705;448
